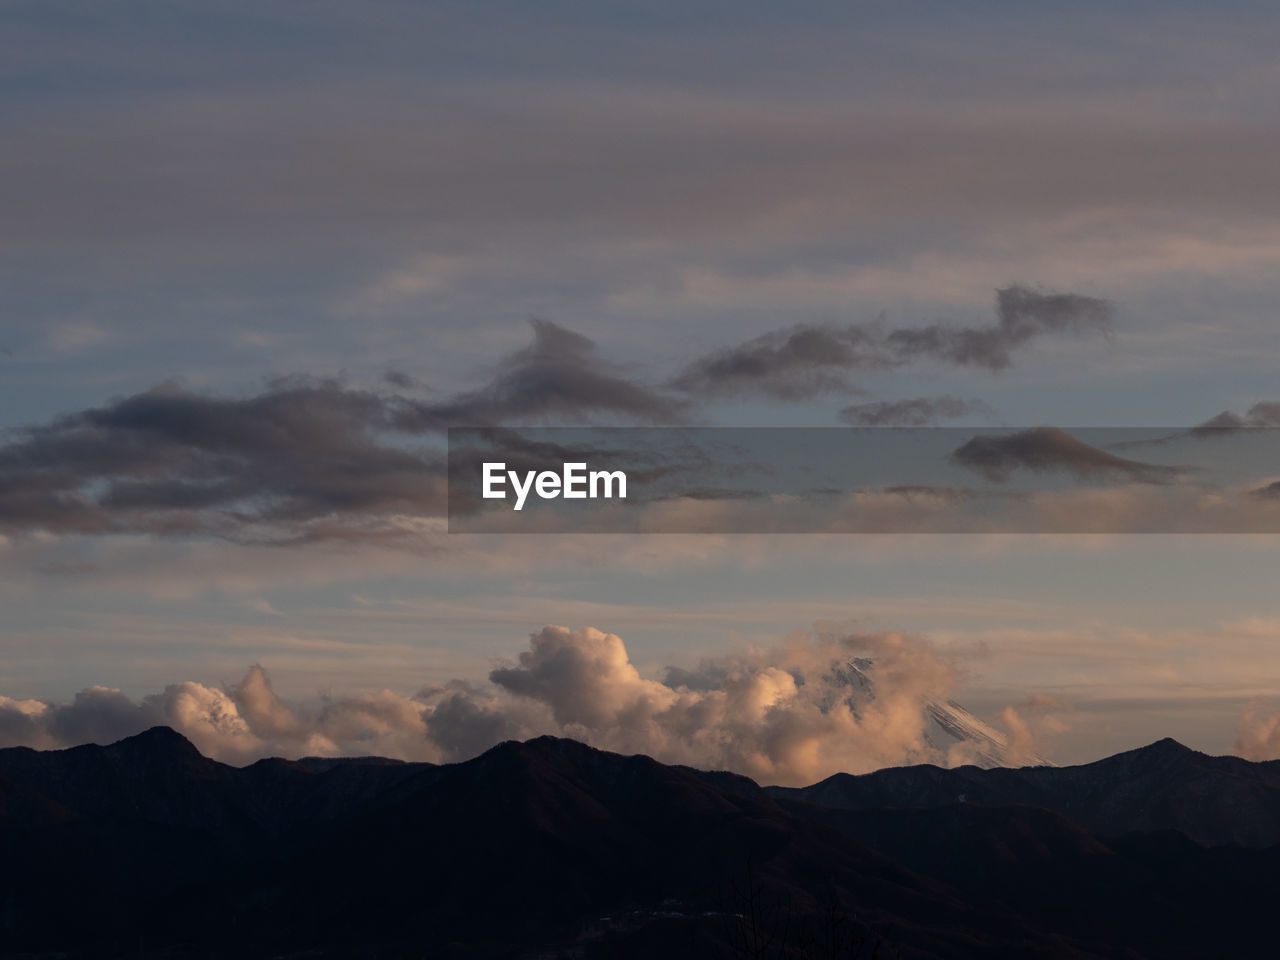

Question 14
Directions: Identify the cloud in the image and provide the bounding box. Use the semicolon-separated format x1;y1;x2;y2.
1192;402;1280;435
451;471;1280;534
0;625;1048;786
885;286;1114;371
0;664;442;764
47;322;109;352
382;368;424;391
13;64;1280;275
0;377;444;542
0;695;49;749
231;665;301;739
670;324;886;400
1251;481;1280;501
424;685;542;764
0;319;684;542
951;427;1179;484
395;318;687;428
1121;402;1280;448
840;396;993;427
671;285;1112;399
431;624;992;783
989;695;1072;767
0;681;264;761
489;626;676;728
0;303;1117;543
1234;698;1280;761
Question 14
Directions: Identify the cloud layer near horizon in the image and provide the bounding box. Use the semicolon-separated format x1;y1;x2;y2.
0;626;1054;785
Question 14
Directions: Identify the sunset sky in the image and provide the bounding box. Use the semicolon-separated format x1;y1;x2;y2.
3;1;1280;777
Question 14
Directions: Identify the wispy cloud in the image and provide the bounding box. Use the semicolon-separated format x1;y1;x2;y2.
840;396;994;427
671;285;1113;400
950;427;1178;484
394;317;687;428
47;322;109;353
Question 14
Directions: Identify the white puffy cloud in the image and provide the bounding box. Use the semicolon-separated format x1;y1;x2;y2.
988;695;1072;768
0;625;1048;785
1235;698;1280;761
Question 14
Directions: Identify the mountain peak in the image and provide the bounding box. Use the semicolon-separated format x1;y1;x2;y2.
509;733;605;755
112;725;202;757
1088;737;1206;773
1135;737;1197;757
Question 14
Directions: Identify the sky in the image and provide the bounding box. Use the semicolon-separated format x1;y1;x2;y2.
2;1;1280;778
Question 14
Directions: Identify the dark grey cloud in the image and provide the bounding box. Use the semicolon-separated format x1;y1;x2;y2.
885;286;1113;371
1250;481;1280;501
840;396;994;427
0;305;1130;542
1115;402;1280;449
672;285;1113;399
0;319;694;541
669;324;884;400
424;691;526;764
383;368;424;391
1191;402;1280;436
951;427;1179;484
396;318;687;429
0;379;443;542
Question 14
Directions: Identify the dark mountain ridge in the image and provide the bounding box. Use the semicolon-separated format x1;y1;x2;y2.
2;730;1278;958
766;736;1280;846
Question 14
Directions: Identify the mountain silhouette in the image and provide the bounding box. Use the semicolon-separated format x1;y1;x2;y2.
768;737;1280;846
2;729;1278;958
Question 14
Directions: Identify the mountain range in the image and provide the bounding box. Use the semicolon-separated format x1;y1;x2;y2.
2;729;1278;958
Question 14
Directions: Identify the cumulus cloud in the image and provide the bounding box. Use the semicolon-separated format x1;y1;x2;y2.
0;626;1047;785
991;695;1072;767
468;624;978;784
671;285;1113;399
951;427;1180;484
0;681;262;762
0;664;441;764
1234;698;1280;761
840;396;994;427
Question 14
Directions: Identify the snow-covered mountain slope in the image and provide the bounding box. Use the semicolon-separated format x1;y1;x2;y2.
832;657;1052;768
